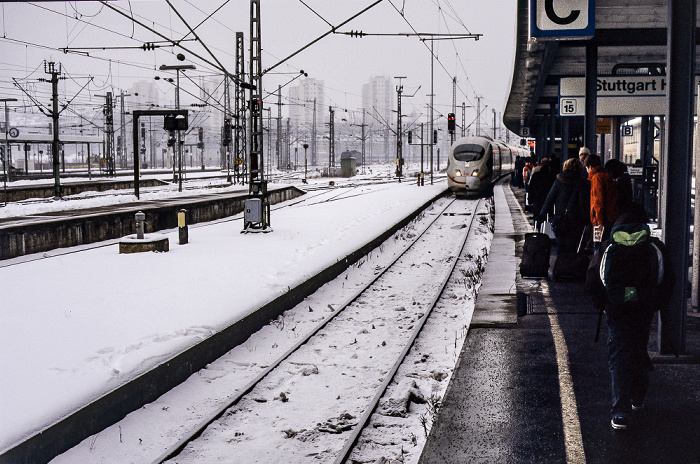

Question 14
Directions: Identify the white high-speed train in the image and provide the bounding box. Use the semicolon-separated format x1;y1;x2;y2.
446;136;528;194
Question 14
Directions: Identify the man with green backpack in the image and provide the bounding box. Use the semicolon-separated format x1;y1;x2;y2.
586;204;674;431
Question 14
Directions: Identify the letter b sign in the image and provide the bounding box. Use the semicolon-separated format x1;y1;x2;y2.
530;0;594;39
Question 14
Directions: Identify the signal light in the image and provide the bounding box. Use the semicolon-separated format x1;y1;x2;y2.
198;127;203;142
223;119;232;145
433;130;438;144
447;113;455;134
250;99;261;113
407;131;412;144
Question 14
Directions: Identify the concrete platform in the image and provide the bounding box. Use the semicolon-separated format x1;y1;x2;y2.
0;185;303;260
419;181;700;463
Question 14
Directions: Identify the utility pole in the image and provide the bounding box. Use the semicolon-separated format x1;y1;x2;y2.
361;109;367;173
40;61;64;198
493;109;497;139
476;96;482;136
451;77;457;145
329;105;335;168
104;92;115;176
395;76;406;180
277;85;282;169
1;98;17;206
312;97;317;166
244;0;270;230
224;72;231;178
235;31;246;183
461;102;466;137
118;91;131;170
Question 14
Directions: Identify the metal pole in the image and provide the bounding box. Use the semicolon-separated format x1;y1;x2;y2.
693;83;700;313
2;99;17;205
420;122;424;182
585;43;598;153
50;65;61;198
661;0;696;354
430;41;434;185
176;70;182;192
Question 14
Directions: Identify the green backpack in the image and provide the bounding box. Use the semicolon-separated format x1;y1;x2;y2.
599;223;664;309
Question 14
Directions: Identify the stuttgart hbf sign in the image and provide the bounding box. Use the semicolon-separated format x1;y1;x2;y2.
530;0;595;39
559;76;700;116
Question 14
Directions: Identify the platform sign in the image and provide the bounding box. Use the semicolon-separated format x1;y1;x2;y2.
628;166;643;177
622;125;633;137
596;117;612;134
530;0;595;39
521;126;530;137
558;76;700;116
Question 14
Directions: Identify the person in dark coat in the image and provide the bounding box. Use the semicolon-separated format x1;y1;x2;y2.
605;159;634;214
537;158;589;253
586;203;674;431
513;155;525;188
528;157;557;227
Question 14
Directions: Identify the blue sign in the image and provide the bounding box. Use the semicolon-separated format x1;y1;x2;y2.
530;0;595;39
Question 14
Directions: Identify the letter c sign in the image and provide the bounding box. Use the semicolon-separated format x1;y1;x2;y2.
530;0;595;39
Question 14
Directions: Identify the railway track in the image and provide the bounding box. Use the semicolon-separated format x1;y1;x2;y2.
148;195;489;464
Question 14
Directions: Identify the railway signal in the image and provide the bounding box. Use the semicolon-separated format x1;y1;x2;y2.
448;113;456;134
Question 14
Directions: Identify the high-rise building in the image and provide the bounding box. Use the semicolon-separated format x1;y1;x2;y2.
289;78;325;165
362;76;394;163
362;76;393;125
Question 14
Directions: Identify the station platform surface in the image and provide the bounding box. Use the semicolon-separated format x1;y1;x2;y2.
420;182;700;464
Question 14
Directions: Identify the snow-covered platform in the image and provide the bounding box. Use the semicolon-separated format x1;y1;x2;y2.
0;180;447;463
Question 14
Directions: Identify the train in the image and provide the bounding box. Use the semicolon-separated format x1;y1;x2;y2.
446;135;529;195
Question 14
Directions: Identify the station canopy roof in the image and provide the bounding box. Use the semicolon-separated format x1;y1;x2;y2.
503;0;700;140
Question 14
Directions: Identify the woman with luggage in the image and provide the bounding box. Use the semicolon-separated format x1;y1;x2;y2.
537;158;589;254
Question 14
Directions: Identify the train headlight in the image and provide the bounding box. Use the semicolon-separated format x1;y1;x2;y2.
455;169;463;177
471;169;479;177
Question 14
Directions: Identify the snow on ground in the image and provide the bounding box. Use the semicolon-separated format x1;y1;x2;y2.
0;165;449;454
50;193;492;464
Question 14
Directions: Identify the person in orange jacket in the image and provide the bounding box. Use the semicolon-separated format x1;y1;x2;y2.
584;154;619;245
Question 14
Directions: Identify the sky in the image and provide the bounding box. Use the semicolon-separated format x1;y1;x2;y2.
0;0;517;131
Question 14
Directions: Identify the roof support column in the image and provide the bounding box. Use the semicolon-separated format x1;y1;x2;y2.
550;103;557;162
611;117;621;161
584;43;598;153
661;0;696;354
561;116;569;168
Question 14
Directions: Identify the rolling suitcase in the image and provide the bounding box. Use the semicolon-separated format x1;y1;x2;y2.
520;232;551;278
553;251;589;281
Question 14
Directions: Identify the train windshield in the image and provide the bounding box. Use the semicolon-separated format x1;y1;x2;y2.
453;144;486;162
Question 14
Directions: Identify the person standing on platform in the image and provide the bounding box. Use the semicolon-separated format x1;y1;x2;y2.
513;155;525;188
536;158;588;253
528;157;557;228
523;156;535;192
605;159;634;215
579;146;591;166
585;154;619;247
586;205;674;431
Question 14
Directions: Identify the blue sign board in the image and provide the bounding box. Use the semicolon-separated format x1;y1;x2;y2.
530;0;595;39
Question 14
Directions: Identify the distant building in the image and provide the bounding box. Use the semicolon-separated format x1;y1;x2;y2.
289;78;325;165
130;80;160;109
362;76;394;163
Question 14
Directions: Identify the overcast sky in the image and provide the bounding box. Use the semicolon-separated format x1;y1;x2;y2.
0;0;517;129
